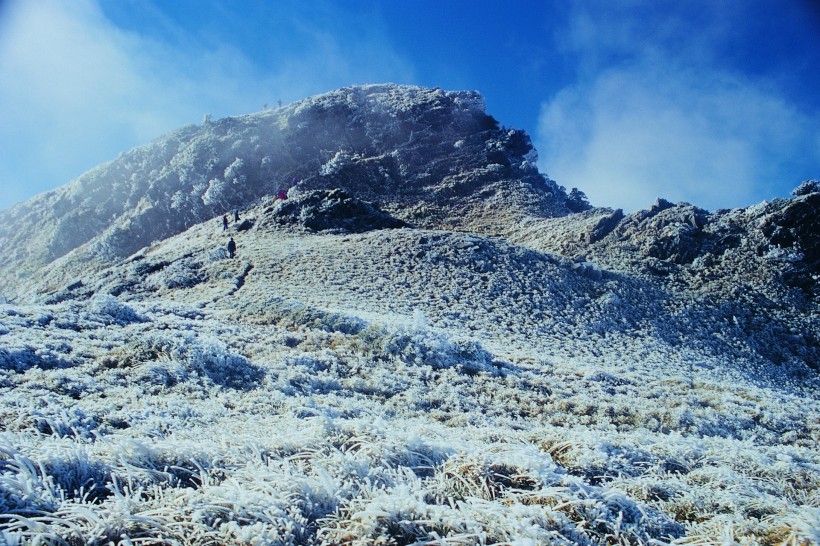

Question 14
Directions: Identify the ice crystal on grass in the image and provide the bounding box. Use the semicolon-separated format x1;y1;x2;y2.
85;294;146;325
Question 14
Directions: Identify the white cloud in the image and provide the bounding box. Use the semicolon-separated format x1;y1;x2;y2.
539;62;816;212
537;2;820;212
0;0;414;209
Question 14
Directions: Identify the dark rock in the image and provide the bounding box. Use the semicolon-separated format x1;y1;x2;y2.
649;198;675;215
236;219;255;231
760;193;819;295
267;189;409;233
588;209;624;243
761;193;819;266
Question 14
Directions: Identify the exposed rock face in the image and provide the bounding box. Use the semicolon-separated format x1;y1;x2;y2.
760;192;819;285
594;195;817;301
260;189;408;233
514;191;817;301
0;84;568;297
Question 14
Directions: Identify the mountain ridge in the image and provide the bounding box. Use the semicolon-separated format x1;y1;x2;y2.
0;84;570;299
1;84;816;375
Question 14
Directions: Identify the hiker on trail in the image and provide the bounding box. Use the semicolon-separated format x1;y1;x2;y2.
278;188;287;200
227;237;236;259
234;210;240;222
222;215;228;230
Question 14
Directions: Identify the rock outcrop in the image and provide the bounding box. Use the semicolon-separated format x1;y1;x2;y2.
260;189;408;233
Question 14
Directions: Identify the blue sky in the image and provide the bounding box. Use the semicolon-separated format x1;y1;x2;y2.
0;0;818;212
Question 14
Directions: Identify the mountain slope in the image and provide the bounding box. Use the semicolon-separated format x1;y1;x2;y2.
0;85;817;544
0;192;817;544
0;84;569;300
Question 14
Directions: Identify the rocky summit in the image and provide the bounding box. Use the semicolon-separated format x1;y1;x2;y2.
0;84;567;298
0;84;817;545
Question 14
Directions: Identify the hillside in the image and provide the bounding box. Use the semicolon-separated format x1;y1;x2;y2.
0;85;818;545
0;84;569;301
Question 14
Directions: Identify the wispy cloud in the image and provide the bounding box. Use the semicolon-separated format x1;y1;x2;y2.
537;2;820;212
0;0;413;208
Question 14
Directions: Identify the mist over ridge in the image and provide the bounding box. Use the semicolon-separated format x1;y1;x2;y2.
0;84;570;291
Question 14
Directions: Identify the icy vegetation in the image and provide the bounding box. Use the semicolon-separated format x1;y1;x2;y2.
0;85;566;298
0;86;818;544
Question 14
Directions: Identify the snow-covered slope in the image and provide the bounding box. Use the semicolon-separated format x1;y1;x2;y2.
0;85;817;545
512;193;819;373
0;84;568;300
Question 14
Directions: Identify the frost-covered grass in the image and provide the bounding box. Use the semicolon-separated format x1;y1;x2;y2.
1;82;816;543
0;289;817;545
1;205;818;544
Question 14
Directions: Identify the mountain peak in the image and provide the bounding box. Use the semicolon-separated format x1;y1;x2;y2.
0;84;569;298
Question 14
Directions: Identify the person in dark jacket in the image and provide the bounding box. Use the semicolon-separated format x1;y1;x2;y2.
222;215;229;230
227;237;236;258
234;210;240;222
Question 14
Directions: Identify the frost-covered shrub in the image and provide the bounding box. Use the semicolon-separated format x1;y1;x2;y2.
282;305;367;334
202;177;227;206
223;157;245;183
170;189;186;210
0;346;72;372
27;406;99;440
206;245;231;262
318;440;684;546
432;453;538;502
566;187;592;212
85;294;145;325
791;179;819;196
201;339;264;388
149;260;204;289
355;323;497;375
139;301;205;320
319;486;447;546
320;150;357;176
242;299;367;334
103;332;262;390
